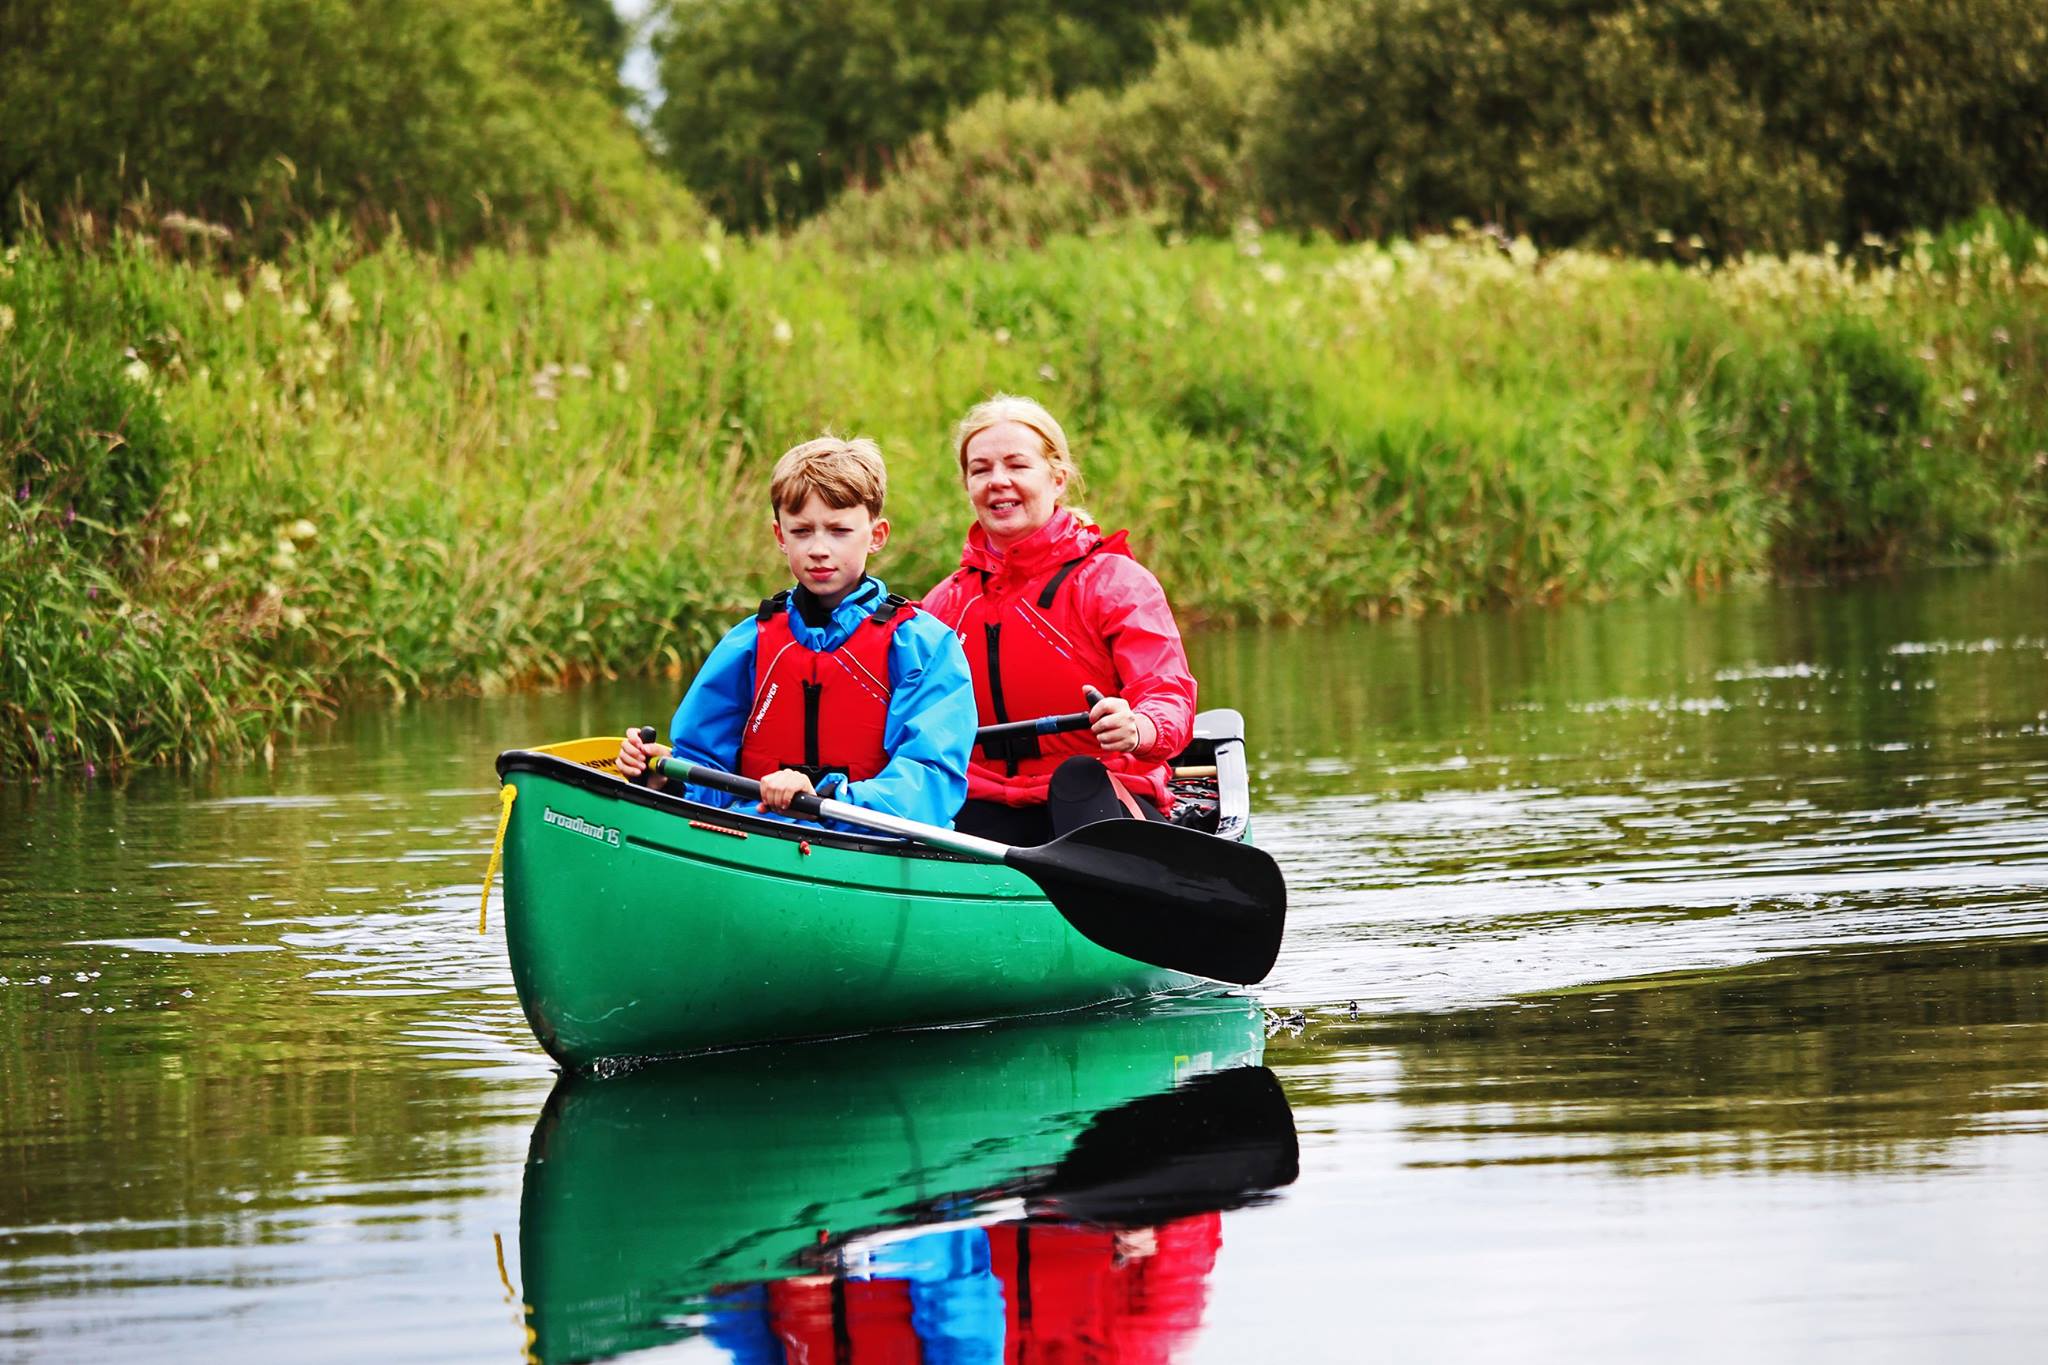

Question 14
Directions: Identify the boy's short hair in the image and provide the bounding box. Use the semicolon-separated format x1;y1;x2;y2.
769;435;887;518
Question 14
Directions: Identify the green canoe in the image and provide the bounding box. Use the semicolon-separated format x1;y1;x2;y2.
519;996;1294;1364
493;710;1256;1069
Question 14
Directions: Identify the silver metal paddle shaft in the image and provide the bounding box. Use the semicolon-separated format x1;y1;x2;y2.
803;795;1012;862
659;758;1013;863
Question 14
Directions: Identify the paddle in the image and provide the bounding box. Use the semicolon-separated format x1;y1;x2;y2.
649;754;1286;986
630;690;1101;785
974;686;1105;752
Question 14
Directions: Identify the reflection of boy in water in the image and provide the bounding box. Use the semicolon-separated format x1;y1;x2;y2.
698;1214;1221;1364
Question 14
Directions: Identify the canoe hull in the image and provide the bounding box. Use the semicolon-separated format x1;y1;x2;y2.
495;746;1201;1068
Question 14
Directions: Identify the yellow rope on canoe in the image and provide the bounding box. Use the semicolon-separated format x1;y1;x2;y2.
480;783;517;934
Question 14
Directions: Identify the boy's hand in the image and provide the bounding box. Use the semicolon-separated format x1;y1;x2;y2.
757;768;817;813
1088;691;1155;754
618;728;672;788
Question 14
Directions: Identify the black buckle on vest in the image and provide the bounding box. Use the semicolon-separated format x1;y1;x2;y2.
757;589;793;621
976;729;1042;765
868;592;910;627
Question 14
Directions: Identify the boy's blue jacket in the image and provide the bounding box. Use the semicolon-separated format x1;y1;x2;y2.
667;576;975;831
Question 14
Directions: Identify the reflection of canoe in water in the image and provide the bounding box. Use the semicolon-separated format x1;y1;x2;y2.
492;710;1256;1068
518;996;1296;1364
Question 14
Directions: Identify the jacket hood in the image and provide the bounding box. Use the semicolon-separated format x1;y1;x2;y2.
956;508;1103;581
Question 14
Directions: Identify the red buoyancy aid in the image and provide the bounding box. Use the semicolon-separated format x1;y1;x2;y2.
986;1215;1222;1364
736;591;914;784
765;1275;920;1364
934;529;1178;810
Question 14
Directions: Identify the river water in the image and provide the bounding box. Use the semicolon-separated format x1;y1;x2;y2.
3;563;2046;1362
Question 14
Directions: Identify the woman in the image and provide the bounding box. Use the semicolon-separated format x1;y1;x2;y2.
922;395;1198;845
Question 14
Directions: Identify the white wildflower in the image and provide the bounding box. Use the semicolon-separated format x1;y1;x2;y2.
323;281;355;324
222;289;244;316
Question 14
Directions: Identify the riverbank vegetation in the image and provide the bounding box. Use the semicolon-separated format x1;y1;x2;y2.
6;0;2048;775
6;216;2046;774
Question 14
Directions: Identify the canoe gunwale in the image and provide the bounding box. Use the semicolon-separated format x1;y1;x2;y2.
496;747;967;861
496;706;1254;862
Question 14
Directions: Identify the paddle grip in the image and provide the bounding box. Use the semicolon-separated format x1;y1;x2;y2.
654;756;826;820
631;726;660;787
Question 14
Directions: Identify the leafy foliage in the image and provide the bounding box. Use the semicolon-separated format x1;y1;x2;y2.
810;28;1272;254
820;0;2048;257
0;0;691;254
1255;0;2048;251
650;0;1294;230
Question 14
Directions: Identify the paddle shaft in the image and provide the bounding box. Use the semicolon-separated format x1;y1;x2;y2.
975;687;1106;748
653;757;1013;864
638;687;1108;783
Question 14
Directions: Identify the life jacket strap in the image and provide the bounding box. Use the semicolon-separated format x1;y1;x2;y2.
756;589;793;621
1036;544;1105;609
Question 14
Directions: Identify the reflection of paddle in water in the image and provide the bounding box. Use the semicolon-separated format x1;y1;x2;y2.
715;1068;1299;1364
517;1000;1295;1364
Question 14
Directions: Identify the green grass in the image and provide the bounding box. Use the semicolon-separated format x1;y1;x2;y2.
4;216;2046;774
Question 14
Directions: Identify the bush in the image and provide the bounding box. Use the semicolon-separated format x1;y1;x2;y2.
0;0;691;255
0;238;189;534
652;0;1295;231
1687;314;1978;567
812;27;1272;254
1254;0;2048;251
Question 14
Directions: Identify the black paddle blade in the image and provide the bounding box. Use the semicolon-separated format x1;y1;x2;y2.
1007;819;1287;985
1028;1065;1299;1227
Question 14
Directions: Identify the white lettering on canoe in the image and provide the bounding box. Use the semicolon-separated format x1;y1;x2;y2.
542;807;621;846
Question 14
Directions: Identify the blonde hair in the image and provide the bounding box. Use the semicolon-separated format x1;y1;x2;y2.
950;393;1086;503
769;435;887;517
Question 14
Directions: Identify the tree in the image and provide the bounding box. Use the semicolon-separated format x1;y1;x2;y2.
651;0;1294;230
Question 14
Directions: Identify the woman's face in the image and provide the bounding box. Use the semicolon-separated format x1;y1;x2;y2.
962;421;1067;550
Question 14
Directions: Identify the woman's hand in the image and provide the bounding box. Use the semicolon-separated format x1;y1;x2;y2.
1088;692;1156;754
757;768;818;813
617;727;672;789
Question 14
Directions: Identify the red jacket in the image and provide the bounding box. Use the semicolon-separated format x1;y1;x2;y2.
923;510;1196;812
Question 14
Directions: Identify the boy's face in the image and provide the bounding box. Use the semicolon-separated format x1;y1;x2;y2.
773;492;889;608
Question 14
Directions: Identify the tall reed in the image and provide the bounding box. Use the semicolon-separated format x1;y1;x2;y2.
3;216;2044;774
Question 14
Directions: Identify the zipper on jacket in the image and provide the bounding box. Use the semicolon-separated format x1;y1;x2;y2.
983;622;1022;775
801;680;822;774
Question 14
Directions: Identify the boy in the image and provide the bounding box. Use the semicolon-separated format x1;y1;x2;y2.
617;435;976;829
